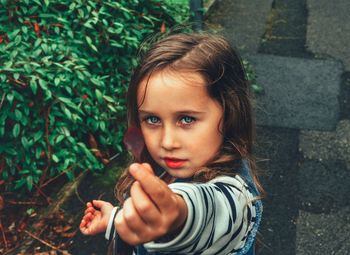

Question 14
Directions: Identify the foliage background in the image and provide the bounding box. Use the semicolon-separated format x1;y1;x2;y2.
0;0;189;193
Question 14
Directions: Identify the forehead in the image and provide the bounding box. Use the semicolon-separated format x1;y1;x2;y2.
137;69;211;110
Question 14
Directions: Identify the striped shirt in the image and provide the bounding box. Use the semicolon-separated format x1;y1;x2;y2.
143;174;261;254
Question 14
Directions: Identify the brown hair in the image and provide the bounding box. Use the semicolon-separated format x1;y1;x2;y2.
115;33;263;203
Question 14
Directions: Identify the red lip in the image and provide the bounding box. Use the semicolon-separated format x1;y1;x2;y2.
164;157;186;169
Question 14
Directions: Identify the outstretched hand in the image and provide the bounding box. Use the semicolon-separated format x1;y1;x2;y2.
80;200;114;235
115;163;188;246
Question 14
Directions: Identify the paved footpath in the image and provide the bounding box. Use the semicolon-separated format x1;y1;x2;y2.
207;0;350;254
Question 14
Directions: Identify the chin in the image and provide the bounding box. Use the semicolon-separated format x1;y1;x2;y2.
166;169;192;179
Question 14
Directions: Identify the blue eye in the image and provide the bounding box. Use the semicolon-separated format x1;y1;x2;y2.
180;116;195;125
145;116;160;125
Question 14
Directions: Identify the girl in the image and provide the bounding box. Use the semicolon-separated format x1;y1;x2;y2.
80;33;263;255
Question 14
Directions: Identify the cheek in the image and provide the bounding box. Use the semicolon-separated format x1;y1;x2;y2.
141;129;157;151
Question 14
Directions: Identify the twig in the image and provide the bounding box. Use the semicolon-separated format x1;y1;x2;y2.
0;218;8;250
39;105;52;189
24;229;66;253
74;171;87;205
34;184;51;204
0;93;5;112
40;165;74;188
7;200;43;206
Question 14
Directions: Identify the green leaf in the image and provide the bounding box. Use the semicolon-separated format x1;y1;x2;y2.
55;134;65;144
95;89;103;103
38;78;48;90
61;126;70;136
54;77;60;86
14;179;27;190
52;154;59;163
90;77;102;86
22;26;28;34
53;62;72;72
21;137;30;149
44;89;52;100
26;176;33;191
86;36;98;52
41;43;48;53
77;142;96;162
34;38;42;48
34;130;44;141
24;64;31;73
13;123;20;137
6;94;14;104
103;95;114;103
35;147;42;159
63;106;72;119
0;74;6;82
30;78;38;94
19;170;30;175
8;29;20;40
5;148;17;156
15;109;22;120
99;121;106;131
0;126;4;137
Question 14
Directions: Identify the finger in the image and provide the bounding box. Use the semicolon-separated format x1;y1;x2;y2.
140;163;154;175
85;207;95;215
83;212;94;222
80;219;87;229
114;209;142;246
80;220;88;234
130;181;160;224
129;164;174;209
122;198;149;233
80;220;94;235
91;200;107;209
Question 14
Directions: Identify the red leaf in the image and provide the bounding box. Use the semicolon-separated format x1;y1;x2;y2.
34;23;40;36
123;127;144;162
160;22;166;33
0;195;4;210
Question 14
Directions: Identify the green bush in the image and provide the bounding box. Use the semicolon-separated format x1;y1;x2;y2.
0;0;189;193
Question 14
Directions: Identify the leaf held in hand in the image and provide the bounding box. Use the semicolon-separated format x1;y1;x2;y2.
123;127;144;162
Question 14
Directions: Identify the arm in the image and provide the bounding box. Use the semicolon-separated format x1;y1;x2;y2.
113;163;188;246
144;175;257;254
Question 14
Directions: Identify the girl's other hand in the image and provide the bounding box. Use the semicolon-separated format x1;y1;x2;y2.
114;163;188;245
80;200;114;235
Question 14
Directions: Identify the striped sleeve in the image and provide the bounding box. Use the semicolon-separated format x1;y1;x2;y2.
143;175;258;254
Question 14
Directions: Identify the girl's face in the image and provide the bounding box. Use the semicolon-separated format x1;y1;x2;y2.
137;69;224;179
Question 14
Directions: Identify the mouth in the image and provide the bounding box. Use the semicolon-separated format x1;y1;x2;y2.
163;157;187;169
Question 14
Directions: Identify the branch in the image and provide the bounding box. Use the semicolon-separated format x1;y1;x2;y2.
24;230;67;253
39;105;52;188
0;92;5;112
40;165;74;189
0;219;8;251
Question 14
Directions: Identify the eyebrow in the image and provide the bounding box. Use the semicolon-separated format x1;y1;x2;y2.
138;110;206;115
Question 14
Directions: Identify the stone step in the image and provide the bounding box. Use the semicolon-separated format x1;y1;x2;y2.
307;0;350;71
246;54;343;131
296;207;350;255
205;0;273;53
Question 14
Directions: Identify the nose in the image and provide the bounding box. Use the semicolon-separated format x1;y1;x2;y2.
161;125;180;150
